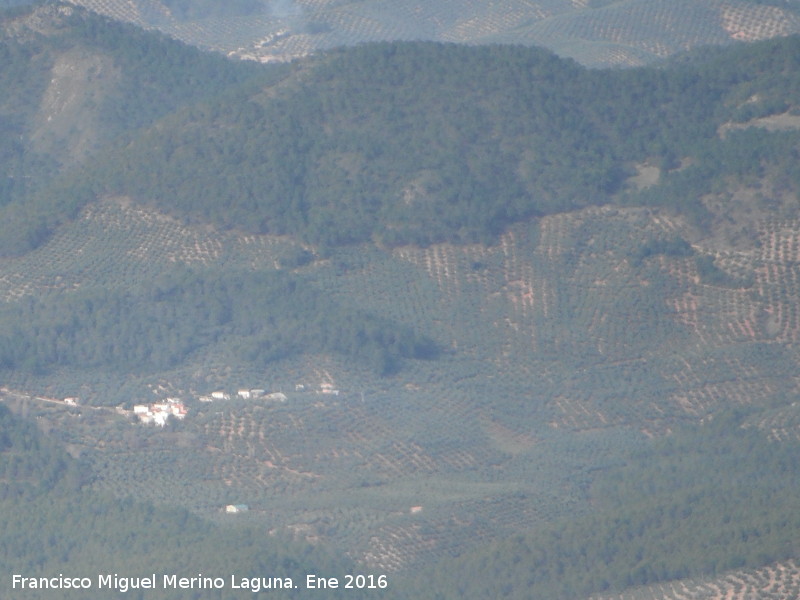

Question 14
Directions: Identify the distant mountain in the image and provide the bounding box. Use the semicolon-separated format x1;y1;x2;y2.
62;0;800;67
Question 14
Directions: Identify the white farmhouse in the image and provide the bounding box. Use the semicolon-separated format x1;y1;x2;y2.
133;399;188;426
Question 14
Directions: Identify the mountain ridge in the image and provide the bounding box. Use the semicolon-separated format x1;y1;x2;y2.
61;0;800;67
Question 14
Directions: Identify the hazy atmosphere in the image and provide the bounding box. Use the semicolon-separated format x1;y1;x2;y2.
2;1;800;599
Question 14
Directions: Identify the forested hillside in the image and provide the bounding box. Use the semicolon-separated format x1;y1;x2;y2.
18;31;800;254
0;3;267;254
393;409;800;599
3;21;799;380
0;268;436;376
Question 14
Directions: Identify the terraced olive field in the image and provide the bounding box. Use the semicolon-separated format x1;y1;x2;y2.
589;559;800;600
5;6;800;597
7;190;800;579
64;0;800;66
0;196;303;303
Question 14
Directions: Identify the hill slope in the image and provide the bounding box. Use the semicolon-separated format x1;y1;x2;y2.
0;3;267;254
62;0;800;67
0;401;354;600
82;35;800;249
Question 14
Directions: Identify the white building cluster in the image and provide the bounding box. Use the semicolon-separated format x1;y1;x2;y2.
199;388;286;403
133;398;187;427
132;382;339;428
